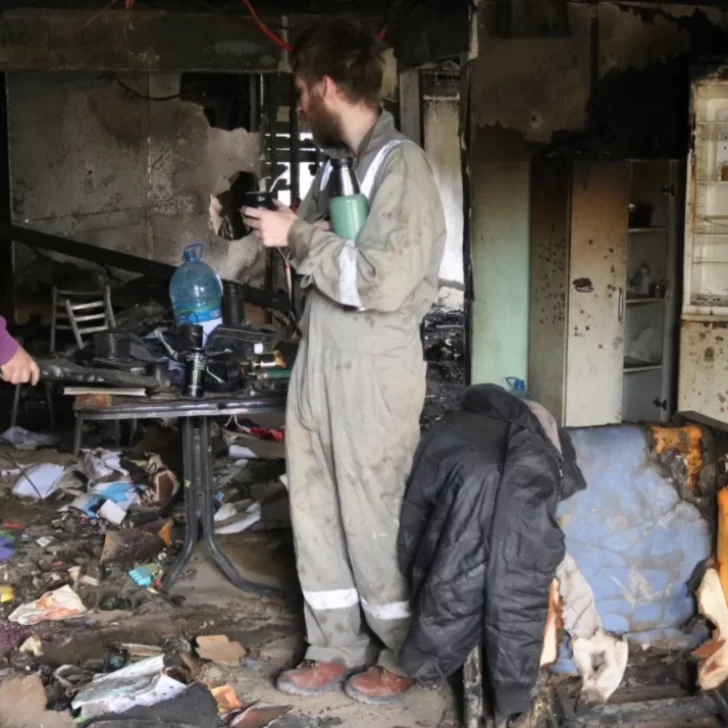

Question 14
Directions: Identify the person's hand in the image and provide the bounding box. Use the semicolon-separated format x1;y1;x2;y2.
1;345;40;386
243;202;298;248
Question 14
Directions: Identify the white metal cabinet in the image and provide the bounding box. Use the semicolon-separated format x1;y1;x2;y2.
679;70;728;421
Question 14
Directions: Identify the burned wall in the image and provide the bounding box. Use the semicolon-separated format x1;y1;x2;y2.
472;2;728;156
468;0;728;390
7;72;263;296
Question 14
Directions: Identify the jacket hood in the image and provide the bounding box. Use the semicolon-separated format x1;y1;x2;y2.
462;384;586;501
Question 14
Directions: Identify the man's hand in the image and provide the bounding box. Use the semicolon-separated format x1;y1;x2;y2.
1;345;40;386
243;202;298;248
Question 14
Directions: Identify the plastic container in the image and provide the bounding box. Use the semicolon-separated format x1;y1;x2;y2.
505;377;529;398
169;243;223;342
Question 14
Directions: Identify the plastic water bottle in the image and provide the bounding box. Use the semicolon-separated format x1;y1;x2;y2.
505;377;529;398
169;243;223;343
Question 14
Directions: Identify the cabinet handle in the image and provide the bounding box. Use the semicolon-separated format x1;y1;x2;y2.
618;287;625;323
653;397;667;411
661;184;676;197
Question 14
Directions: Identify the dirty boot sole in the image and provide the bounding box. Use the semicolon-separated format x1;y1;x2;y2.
343;680;412;705
276;671;351;697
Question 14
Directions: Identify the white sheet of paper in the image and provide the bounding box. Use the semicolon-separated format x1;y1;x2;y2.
215;502;262;534
12;464;66;500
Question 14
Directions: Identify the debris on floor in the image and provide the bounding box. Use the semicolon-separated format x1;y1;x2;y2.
0;418;308;726
695;565;728;691
196;634;247;667
9;584;87;625
0;674;74;728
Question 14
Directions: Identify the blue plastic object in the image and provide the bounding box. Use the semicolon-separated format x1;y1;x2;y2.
552;424;711;674
505;377;528;397
169;243;223;337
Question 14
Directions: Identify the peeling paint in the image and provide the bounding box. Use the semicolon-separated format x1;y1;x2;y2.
8;71;264;293
599;4;690;76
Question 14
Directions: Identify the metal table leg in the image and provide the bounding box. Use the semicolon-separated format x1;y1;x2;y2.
197;419;285;598
163;416;285;598
162;418;201;590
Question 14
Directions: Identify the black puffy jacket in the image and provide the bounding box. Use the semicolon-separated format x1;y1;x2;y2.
398;384;585;717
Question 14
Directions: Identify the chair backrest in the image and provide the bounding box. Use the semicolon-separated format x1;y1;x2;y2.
51;286;115;351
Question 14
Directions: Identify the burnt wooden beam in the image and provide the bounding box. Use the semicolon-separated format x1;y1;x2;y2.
0;221;291;313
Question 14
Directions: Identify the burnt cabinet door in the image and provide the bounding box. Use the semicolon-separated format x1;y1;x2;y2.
564;162;629;427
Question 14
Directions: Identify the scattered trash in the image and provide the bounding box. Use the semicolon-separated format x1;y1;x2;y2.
85;682;218;728
12;463;66;500
211;684;243;715
0;532;15;561
36;536;53;549
695;565;728;690
195;634;247;667
68;565;82;586
215;502;262;535
69;481;138;522
9;584;87;625
77;448;128;484
53;664;94;693
122;643;165;660
145;454;181;508
1;426;58;450
230;702;293;728
100;519;172;564
128;563;163;588
0;584;15;602
0;674;74;728
19;635;43;657
72;655;186;720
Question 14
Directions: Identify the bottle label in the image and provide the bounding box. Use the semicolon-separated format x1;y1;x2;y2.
174;306;222;325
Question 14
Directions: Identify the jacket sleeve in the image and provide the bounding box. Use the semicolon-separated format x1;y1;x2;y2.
0;316;18;367
287;146;440;313
483;428;565;719
296;164;326;224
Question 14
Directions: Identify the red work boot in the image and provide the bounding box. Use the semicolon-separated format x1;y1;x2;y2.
344;666;415;705
276;660;351;696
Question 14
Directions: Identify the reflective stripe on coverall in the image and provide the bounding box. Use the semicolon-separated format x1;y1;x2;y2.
285;111;447;675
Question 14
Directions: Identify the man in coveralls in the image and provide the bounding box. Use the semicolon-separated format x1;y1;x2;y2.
243;17;446;705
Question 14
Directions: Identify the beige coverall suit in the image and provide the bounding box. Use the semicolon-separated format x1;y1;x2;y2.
285;110;447;675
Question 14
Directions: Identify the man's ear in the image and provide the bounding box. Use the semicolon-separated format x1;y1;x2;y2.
321;75;336;100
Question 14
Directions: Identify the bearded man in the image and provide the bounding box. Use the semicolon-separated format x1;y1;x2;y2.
243;17;446;705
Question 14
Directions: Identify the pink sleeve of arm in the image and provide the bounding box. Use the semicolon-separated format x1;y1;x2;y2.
0;316;19;367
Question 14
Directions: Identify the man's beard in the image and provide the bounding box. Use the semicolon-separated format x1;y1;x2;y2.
301;93;344;150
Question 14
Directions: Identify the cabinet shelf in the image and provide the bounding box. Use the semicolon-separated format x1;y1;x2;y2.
624;358;663;373
629;226;667;233
626;297;666;305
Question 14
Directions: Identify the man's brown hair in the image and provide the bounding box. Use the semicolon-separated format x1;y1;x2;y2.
290;18;384;107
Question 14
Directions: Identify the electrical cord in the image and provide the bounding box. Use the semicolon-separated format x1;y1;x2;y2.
0;438;44;501
241;0;292;52
103;73;181;102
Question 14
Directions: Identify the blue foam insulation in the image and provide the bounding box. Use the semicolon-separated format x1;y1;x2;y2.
553;425;711;674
